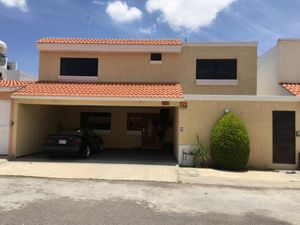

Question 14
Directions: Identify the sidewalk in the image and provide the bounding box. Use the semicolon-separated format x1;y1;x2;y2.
0;159;299;188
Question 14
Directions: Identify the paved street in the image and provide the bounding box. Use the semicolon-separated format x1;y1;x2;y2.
0;177;299;225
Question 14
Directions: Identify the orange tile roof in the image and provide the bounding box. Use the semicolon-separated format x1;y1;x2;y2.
0;80;35;88
13;81;183;99
280;83;300;96
37;38;182;46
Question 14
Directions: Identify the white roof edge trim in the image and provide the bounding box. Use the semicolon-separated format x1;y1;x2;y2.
184;94;300;102
0;87;14;92
182;42;258;47
0;86;25;92
37;43;182;53
11;95;183;102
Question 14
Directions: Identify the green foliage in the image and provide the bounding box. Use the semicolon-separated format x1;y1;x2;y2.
192;135;209;168
211;112;250;170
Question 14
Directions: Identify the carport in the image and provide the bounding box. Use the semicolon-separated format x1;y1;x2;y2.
9;81;183;164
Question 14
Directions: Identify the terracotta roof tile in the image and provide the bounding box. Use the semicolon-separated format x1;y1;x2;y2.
280;83;300;96
0;80;35;88
37;38;182;46
13;81;183;99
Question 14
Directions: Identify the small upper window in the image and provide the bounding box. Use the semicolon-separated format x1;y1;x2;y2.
196;59;237;80
150;53;162;62
60;58;98;77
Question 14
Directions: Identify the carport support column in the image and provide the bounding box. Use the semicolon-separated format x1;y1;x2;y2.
7;99;18;160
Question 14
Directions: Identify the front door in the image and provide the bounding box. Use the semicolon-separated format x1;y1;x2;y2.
273;111;296;164
141;115;158;147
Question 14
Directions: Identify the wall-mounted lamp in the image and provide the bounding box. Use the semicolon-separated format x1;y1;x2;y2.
224;109;231;114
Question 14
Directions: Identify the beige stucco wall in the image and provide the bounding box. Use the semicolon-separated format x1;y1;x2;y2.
278;40;300;83
13;104;61;157
178;100;300;170
179;45;257;95
60;106;165;149
38;44;257;95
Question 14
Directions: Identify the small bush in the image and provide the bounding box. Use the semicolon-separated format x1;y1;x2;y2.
192;135;209;168
211;112;250;170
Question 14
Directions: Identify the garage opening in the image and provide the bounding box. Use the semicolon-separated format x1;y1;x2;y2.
14;104;178;165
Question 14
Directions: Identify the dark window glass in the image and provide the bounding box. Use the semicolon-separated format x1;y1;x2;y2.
60;58;98;76
150;53;162;61
127;113;143;131
196;59;237;80
80;112;111;130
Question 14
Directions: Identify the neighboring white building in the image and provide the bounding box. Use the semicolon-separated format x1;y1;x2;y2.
258;39;300;96
0;40;34;81
0;40;34;156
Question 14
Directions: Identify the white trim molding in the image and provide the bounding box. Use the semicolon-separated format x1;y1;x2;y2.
0;86;26;92
195;79;238;86
184;94;300;102
183;42;258;47
150;61;162;64
59;76;98;82
37;43;182;53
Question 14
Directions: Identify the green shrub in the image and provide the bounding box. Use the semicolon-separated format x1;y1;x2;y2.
192;135;209;168
211;112;250;170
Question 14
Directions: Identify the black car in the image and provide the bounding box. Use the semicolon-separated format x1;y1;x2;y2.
44;128;103;158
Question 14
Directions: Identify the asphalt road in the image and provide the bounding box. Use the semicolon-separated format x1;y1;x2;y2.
0;177;299;225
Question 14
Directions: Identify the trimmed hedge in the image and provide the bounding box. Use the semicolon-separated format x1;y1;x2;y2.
211;112;250;170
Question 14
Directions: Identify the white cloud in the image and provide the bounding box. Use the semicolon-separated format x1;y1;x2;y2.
106;1;142;23
0;0;28;12
146;0;236;32
139;24;157;35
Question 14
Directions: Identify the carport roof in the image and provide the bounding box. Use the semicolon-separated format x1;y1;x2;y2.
280;83;300;96
12;81;183;100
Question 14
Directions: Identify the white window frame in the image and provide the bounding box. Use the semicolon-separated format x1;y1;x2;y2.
59;75;98;81
195;79;239;86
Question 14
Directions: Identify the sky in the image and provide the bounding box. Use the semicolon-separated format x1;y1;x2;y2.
1;0;300;77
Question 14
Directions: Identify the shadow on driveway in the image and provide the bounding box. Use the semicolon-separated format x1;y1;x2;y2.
15;148;177;166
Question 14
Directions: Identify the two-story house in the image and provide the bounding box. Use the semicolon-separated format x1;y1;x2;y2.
5;38;300;170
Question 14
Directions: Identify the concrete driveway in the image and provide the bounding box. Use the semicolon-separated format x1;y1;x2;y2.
0;158;300;188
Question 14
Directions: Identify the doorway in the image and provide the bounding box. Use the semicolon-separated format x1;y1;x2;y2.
273;111;296;164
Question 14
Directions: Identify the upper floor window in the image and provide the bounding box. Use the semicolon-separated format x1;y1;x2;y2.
60;58;98;77
150;53;162;64
196;59;237;80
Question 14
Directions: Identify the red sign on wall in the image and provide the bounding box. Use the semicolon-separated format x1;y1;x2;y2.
180;101;188;108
